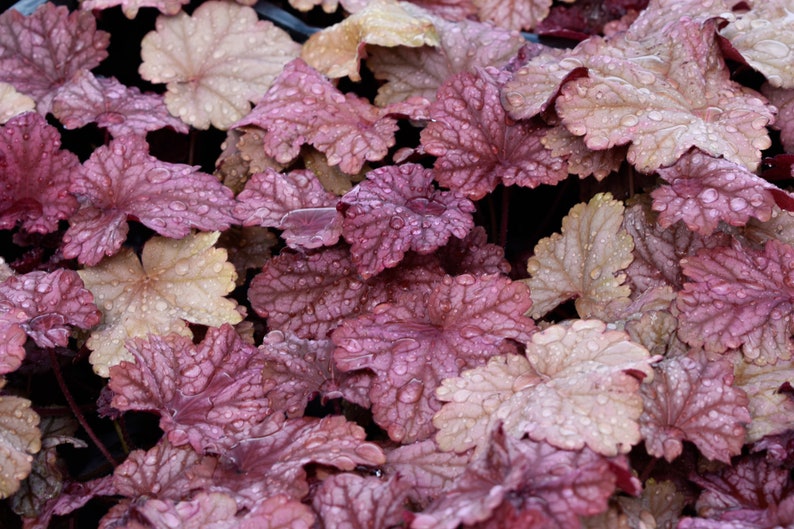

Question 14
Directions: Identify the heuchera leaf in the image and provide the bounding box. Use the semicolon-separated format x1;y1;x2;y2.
51;71;188;137
412;427;632;529
639;351;750;463
762;84;794;153
733;357;794;443
233;168;342;250
367;16;525;105
340;163;475;278
139;1;300;129
435;226;510;276
542;124;627;179
679;454;794;528
301;0;439;81
0;83;35;124
0;392;41;499
23;476;115;529
333;274;535;443
720;0;794;88
0;3;109;113
211;416;385;506
0;269;100;375
617;479;688;529
420;70;568;200
259;330;370;417
78;232;242;377
473;0;553;31
63;134;237;265
312;474;410;529
384;439;471;507
676;239;794;365
524;193;634;320
0;112;79;234
554;18;774;173
434;319;656;456
80;0;188;19
233;59;400;174
652;151;776;235
109;325;271;453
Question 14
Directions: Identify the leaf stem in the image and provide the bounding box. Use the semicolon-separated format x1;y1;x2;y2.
48;349;118;468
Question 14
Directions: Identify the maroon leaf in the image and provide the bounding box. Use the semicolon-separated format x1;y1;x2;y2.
677;239;794;365
341;163;475;278
0;112;79;234
312;474;410;529
234;59;399;174
63;135;236;265
109;324;272;453
421;70;568;200
436;226;510;276
333;274;534;443
0;3;109;113
640;351;750;463
51;70;188;137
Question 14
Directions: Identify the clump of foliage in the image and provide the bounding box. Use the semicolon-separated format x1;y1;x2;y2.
2;0;794;527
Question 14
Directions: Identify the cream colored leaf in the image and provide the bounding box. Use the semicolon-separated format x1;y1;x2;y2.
139;1;300;129
734;355;794;442
721;1;794;88
0;83;35;124
434;320;655;456
524;193;633;320
79;232;241;377
301;0;439;81
0;391;40;499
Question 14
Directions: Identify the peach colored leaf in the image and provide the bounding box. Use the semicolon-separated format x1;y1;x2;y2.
763;84;794;152
734;356;794;443
139;1;300;129
473;0;553;31
367;16;524;105
0;3;109;113
524;193;633;319
78;232;242;377
0;84;34;124
676;240;794;365
51;71;188;137
720;1;794;88
542;124;626;180
434;319;656;456
0;392;41;499
556;18;774;173
652;150;776;235
80;0;188;19
639;352;750;463
301;0;439;81
617;480;687;529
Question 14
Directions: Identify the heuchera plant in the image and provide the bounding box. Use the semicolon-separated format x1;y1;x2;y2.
2;0;794;527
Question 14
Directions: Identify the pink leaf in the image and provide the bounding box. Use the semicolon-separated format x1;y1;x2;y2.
0;269;100;375
211;416;385;506
23;476;116;529
341;163;475;278
0;3;109;113
260;330;370;417
640;351;750;463
80;0;188;19
313;474;410;529
474;0;553;31
333;274;534;443
421;70;568;200
233;168;342;250
234;59;399;174
109;324;272;453
763;84;794;152
51;71;188;137
436;226;510;276
652;151;776;234
0;113;79;233
63;135;236;265
676;239;794;364
412;428;627;529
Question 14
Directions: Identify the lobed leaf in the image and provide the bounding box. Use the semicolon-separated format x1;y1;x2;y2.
733;356;794;443
80;0;188;19
0;393;41;499
473;0;553;31
0;83;34;124
139;1;300;129
313;474;410;529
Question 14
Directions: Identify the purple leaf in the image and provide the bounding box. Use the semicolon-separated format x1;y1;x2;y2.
421;70;568;200
63;135;236;265
0;113;79;234
109;324;272;453
312;474;410;529
341;163;475;278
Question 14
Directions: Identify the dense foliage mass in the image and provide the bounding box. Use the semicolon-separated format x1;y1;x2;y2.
1;0;794;527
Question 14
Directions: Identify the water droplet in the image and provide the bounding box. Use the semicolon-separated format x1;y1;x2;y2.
620;114;639;127
647;110;663;122
755;39;790;59
699;188;719;204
